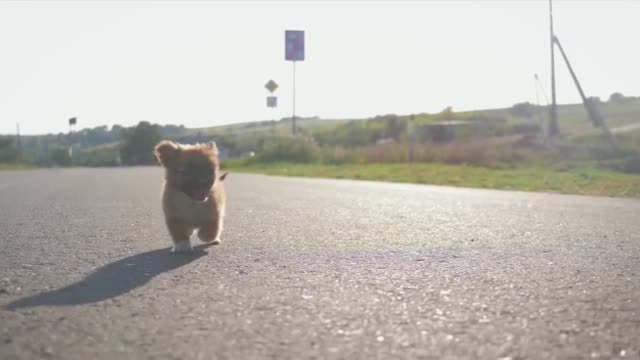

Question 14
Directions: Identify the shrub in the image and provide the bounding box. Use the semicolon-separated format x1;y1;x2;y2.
256;136;320;163
623;156;640;174
49;147;72;166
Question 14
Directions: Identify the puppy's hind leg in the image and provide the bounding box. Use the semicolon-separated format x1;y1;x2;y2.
167;218;194;253
197;216;223;245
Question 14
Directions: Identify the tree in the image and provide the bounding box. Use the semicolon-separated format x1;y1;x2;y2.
380;115;404;140
0;136;19;163
49;147;72;166
120;121;161;165
509;102;536;118
111;124;124;134
433;106;455;121
608;92;626;104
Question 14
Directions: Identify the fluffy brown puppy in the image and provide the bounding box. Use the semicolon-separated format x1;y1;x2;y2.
154;140;227;253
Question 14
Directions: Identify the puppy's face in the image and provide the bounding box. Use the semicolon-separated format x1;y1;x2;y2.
154;141;221;201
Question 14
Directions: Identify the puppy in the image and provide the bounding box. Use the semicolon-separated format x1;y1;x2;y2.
154;140;227;253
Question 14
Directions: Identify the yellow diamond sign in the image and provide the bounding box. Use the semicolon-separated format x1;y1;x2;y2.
265;80;278;93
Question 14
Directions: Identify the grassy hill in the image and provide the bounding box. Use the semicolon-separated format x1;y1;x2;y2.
4;97;640;169
182;97;640;141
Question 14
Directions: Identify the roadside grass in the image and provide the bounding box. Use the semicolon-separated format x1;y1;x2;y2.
223;161;640;198
0;163;34;171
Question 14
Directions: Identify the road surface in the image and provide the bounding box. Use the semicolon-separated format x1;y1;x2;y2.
1;168;639;359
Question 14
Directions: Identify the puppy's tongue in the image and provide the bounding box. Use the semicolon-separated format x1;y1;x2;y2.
191;189;209;201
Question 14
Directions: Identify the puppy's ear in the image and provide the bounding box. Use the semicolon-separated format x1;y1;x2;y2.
219;172;228;181
208;141;218;153
154;141;180;167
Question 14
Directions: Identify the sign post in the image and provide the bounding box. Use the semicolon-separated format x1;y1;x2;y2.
69;117;77;134
285;30;304;135
265;79;279;109
265;80;278;134
264;80;278;136
407;115;416;162
68;117;77;166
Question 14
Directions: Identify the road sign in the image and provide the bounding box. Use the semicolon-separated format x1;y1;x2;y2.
267;96;277;108
285;30;304;61
265;80;278;93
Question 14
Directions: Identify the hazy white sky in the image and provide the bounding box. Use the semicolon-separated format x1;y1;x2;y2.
1;1;639;135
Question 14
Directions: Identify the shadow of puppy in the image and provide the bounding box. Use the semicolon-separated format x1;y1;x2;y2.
5;245;211;309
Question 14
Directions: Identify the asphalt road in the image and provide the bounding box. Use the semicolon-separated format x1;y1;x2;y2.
1;168;639;360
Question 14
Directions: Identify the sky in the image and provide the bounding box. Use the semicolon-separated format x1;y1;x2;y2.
1;1;639;135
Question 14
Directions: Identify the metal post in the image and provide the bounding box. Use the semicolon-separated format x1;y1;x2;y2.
68;120;74;166
548;0;559;137
534;75;546;139
408;115;415;162
292;61;297;136
16;123;22;162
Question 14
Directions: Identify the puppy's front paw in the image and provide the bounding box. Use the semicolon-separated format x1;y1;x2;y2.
211;238;221;245
172;241;193;253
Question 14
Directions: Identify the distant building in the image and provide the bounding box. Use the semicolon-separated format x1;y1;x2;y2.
375;138;395;145
418;120;474;143
417;118;507;142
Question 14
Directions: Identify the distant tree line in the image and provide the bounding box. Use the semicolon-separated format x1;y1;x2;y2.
4;122;186;167
2;92;638;168
0;136;20;163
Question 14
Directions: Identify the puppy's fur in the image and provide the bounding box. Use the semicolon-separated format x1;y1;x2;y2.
154;140;227;253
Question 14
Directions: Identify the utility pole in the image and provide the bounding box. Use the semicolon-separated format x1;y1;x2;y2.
548;0;559;137
68;117;77;166
553;36;616;149
407;115;416;162
16;123;22;162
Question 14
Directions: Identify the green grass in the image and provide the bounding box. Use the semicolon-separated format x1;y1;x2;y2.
224;162;640;198
0;163;34;171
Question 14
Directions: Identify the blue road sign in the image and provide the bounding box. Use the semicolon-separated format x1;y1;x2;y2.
285;30;304;61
